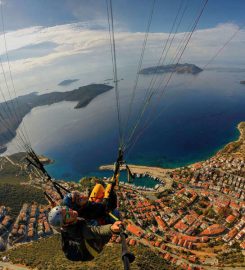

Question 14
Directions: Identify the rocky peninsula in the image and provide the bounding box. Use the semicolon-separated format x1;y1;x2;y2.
0;84;113;153
139;63;203;75
240;81;245;84
217;121;245;158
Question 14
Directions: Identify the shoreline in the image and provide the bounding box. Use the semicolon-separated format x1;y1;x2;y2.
217;122;245;158
0;84;113;153
99;121;245;190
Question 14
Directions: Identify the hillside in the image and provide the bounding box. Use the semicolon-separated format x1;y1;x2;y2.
139;63;203;75
0;153;47;217
0;153;29;184
3;235;178;270
0;184;47;218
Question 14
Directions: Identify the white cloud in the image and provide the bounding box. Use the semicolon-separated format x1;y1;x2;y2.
0;22;111;73
0;21;244;93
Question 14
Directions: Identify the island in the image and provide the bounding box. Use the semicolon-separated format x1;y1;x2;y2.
58;79;79;86
240;81;245;84
139;63;203;75
0;84;113;153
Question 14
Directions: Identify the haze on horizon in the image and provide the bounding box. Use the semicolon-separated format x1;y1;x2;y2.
0;0;244;98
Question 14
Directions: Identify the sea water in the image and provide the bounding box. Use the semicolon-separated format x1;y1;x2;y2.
5;67;245;186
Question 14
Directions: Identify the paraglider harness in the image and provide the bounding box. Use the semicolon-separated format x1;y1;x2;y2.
26;148;135;269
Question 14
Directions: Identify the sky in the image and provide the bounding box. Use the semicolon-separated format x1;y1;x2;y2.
0;0;244;95
2;0;245;32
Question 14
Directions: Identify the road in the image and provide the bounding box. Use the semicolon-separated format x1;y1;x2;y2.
0;262;31;270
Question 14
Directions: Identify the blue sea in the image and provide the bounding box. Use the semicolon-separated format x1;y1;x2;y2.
6;67;245;185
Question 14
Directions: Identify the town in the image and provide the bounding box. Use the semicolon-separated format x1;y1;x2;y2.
0;121;245;269
112;153;245;269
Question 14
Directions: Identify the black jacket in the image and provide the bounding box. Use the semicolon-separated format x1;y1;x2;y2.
61;218;112;261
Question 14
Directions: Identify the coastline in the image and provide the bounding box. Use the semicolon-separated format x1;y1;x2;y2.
99;121;245;190
217;122;245;158
0;84;113;153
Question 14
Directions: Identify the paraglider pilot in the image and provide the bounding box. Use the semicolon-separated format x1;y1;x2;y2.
48;183;122;261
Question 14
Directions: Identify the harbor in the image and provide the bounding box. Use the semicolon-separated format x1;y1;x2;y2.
99;164;174;193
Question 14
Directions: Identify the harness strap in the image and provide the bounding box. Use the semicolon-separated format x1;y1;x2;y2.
84;240;99;258
109;212;119;221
